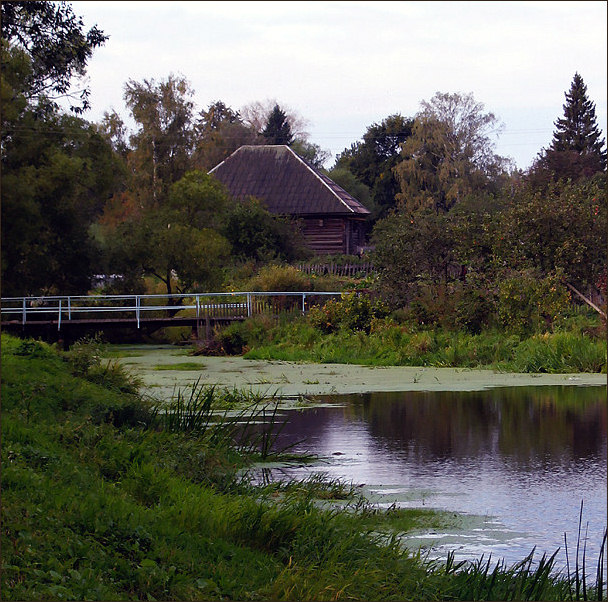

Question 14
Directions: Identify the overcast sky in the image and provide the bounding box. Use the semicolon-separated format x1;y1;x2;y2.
70;0;607;170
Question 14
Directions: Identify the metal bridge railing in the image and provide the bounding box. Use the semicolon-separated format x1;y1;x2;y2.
0;291;342;330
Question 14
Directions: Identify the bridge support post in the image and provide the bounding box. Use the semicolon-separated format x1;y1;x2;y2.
205;315;211;343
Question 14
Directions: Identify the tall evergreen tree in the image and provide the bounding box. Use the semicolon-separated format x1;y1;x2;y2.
533;73;606;182
262;104;293;145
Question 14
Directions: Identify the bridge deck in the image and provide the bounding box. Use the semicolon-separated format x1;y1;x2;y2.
1;291;341;336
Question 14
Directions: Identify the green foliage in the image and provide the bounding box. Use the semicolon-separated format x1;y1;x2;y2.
453;285;496;334
123;74;195;203
192;100;259;171
333;114;413;221
167;170;232;229
222;198;306;262
262;104;293;145
64;334;142;395
496;175;606;288
372;208;458;307
307;292;389;334
1;1;107;113
103;202;231;296
1;110;122;295
243;314;605;373
394;92;510;213
215;321;250;355
504;332;607;374
533;72;606;183
242;264;313;292
497;271;572;335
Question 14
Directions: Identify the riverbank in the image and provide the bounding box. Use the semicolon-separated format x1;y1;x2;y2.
2;335;605;600
108;345;607;399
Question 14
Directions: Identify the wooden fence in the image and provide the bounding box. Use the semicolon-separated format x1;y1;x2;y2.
295;262;376;278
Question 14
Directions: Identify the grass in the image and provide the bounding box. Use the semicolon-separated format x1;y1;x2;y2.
237;315;606;374
154;362;206;371
2;333;606;600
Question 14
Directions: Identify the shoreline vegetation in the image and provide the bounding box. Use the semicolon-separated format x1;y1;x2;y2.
196;298;607;376
2;332;607;601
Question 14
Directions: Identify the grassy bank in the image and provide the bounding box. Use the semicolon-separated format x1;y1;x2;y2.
2;334;605;600
213;311;607;374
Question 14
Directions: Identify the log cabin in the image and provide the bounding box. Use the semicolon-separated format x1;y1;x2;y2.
209;145;370;255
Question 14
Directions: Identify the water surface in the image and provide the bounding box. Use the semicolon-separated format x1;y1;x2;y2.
259;385;607;569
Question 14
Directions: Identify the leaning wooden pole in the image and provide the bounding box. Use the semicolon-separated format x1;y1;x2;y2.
565;282;607;318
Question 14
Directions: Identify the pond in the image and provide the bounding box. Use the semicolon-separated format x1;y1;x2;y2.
252;385;607;571
114;346;606;572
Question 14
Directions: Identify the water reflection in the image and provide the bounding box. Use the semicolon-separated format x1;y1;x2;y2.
261;385;607;568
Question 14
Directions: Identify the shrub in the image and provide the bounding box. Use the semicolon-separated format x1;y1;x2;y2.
64;334;104;376
454;286;496;334
307;292;389;334
216;322;249;355
242;264;312;292
497;271;571;334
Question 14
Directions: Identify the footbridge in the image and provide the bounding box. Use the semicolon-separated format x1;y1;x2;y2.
1;291;341;343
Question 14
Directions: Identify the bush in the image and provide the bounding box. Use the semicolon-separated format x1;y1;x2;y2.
454;286;496;334
497;271;571;334
64;334;104;376
307;292;389;334
243;264;313;292
216;322;249;355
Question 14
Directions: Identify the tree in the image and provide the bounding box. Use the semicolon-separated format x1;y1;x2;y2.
334;114;414;220
394;92;510;213
102;171;233;297
371;208;458;308
531;73;606;183
494;174;606;289
290;139;331;169
240;98;309;140
192;100;259;171
326;167;374;214
1;1;116;295
123;74;196;205
222;198;306;263
262;104;293;145
1;112;122;295
1;0;107;114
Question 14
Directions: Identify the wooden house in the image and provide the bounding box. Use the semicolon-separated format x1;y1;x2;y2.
209;145;370;255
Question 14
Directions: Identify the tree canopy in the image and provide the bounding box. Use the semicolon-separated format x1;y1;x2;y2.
1;0;107;114
394;92;510;213
262;104;294;145
334;114;413;220
1;0;115;295
531;73;606;184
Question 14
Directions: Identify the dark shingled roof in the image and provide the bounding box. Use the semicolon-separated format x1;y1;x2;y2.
209;145;370;216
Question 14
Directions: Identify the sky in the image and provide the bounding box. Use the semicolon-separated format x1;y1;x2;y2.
69;0;607;170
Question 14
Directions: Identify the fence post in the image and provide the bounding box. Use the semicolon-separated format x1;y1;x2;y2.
22;298;26;325
302;293;306;314
68;297;71;321
247;293;252;317
136;295;140;328
58;299;62;331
